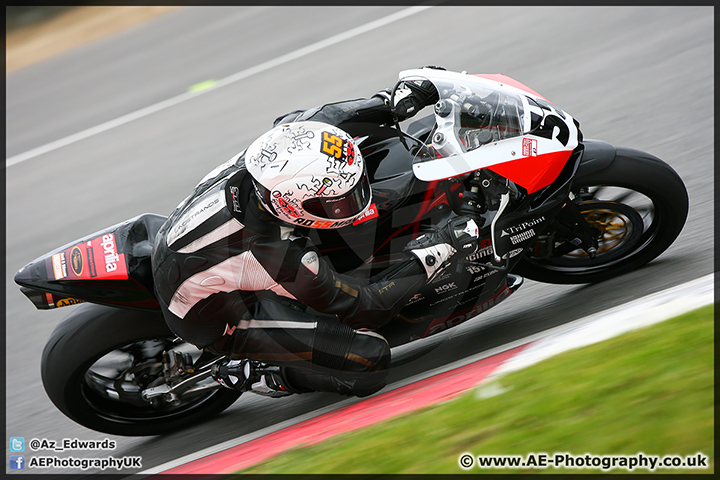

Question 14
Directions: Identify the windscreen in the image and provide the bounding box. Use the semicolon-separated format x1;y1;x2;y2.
400;71;533;168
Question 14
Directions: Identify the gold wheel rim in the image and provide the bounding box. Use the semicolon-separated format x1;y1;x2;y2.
564;209;634;258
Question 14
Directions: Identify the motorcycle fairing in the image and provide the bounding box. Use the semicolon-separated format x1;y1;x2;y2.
474;73;549;102
377;264;519;346
15;214;165;311
47;232;129;282
486;149;575;195
401;68;579;194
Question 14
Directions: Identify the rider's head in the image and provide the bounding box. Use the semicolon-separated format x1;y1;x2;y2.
246;121;372;229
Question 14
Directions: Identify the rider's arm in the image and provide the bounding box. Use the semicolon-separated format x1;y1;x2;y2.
273;96;393;128
248;213;478;330
272;79;438;129
249;232;426;330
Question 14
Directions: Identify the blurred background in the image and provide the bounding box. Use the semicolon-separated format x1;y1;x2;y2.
5;5;713;474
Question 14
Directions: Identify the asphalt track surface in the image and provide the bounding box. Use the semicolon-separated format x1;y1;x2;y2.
5;6;713;475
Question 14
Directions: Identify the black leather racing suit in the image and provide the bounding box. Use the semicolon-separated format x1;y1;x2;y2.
151;94;430;397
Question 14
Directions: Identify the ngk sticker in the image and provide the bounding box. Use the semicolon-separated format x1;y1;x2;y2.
434;282;457;294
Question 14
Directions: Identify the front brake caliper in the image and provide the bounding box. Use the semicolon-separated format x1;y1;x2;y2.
551;201;600;258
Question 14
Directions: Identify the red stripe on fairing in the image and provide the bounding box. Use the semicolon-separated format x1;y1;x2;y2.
372;181;450;255
489;150;572;194
411;180;439;238
474;74;550;102
158;343;530;475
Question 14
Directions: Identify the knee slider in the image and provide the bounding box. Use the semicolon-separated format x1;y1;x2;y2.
312;319;390;373
347;330;390;373
335;369;388;397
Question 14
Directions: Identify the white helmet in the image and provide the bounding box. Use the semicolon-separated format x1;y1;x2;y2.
245;121;372;229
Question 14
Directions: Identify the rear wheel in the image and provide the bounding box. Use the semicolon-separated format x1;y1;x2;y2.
514;147;688;284
41;304;241;436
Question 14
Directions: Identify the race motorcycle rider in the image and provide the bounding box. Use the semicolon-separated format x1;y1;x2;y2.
151;67;481;398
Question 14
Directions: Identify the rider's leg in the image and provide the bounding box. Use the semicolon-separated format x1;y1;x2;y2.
214;296;390;397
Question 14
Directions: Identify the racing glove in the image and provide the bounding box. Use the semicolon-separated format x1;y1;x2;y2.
374;79;439;120
404;216;480;280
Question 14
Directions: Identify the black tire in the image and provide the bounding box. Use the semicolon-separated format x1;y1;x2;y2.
41;304;241;436
513;147;688;284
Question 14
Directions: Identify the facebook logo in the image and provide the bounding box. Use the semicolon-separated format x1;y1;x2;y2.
9;437;25;452
9;455;25;470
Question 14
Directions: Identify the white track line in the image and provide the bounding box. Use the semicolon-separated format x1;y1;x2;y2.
489;273;714;378
132;274;714;477
6;6;432;168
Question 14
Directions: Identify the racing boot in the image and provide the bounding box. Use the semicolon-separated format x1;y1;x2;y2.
211;359;292;398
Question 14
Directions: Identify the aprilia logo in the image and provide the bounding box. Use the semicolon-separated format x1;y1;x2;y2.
100;234;120;272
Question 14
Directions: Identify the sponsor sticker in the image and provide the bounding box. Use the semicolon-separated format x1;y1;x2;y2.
501;216;545;237
425;283;513;336
434;282;457;294
56;298;85;307
466;238;493;261
49;233;128;282
352;203;379;226
465;264;485;275
52;253;67;280
522;137;538;157
167;189;226;246
86;243;97;277
229;186;242;213
510;229;536;245
70;247;83;276
406;293;424;306
300;251;319;275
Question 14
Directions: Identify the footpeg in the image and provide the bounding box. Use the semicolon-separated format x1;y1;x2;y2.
212;359;292;397
211;359;251;390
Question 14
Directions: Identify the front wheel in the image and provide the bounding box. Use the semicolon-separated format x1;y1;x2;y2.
41;304;241;436
513;147;688;284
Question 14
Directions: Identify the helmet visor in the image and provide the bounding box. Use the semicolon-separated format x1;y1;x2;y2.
253;180;279;216
302;174;371;220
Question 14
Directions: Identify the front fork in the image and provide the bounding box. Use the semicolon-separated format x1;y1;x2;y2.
535;199;600;259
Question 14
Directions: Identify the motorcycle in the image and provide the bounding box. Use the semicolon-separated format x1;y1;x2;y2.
14;68;688;436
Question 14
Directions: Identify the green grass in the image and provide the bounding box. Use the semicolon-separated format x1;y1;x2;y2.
241;305;714;474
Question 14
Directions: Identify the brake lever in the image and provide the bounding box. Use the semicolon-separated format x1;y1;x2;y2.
490;192;511;262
